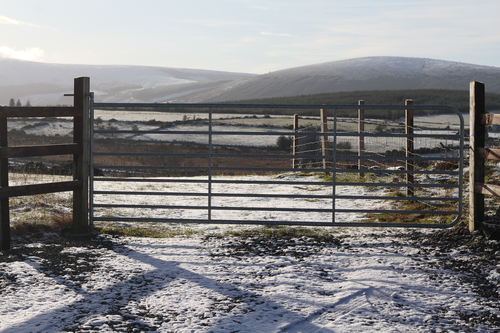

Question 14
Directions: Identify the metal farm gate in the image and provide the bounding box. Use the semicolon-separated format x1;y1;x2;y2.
89;100;464;229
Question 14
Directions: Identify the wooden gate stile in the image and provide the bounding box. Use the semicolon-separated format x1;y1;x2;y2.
0;77;90;250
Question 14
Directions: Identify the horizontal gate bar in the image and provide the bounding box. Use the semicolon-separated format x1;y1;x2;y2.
94;102;460;111
93;190;458;202
335;182;459;188
93;151;462;162
93;204;338;213
94;165;209;171
92;178;461;188
335;209;458;214
334;195;459;201
93;204;457;212
94;128;461;139
91;217;458;228
93;165;463;174
93;191;333;199
93;152;209;157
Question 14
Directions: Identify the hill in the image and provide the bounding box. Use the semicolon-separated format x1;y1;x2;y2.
2;56;500;106
0;58;255;106
205;57;500;102
216;89;500;118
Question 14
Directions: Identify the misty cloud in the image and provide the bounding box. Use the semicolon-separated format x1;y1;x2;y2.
0;15;38;27
0;46;44;61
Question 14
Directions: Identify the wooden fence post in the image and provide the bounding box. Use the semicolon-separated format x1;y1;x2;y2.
406;99;414;197
358;100;365;178
0;114;9;250
320;109;330;172
470;81;485;232
293;114;299;168
72;77;90;234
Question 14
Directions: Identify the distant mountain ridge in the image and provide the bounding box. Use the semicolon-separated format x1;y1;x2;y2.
206;56;500;102
1;56;500;106
0;58;255;105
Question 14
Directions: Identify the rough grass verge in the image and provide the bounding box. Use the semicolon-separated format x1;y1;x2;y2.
218;226;337;238
93;223;203;238
12;213;73;236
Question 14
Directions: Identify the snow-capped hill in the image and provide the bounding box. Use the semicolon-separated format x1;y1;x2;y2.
2;56;500;106
206;56;500;101
0;58;253;87
0;58;254;105
293;56;499;80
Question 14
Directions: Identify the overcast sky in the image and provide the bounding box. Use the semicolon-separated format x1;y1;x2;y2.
1;0;499;74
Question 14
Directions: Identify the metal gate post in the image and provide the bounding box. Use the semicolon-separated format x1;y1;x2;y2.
332;107;338;223
208;106;213;223
358;100;365;178
321;109;329;172
293;114;299;168
405;99;414;197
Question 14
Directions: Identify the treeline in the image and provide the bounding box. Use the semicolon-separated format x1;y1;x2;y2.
8;98;31;107
216;89;500;119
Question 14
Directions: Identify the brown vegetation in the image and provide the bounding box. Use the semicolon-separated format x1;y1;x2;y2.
93;138;291;176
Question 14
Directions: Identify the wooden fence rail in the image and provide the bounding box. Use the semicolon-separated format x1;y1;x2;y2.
0;77;90;250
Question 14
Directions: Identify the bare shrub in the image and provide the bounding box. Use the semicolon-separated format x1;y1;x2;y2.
51;213;73;229
276;135;292;150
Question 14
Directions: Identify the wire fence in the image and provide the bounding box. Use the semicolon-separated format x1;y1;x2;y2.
294;114;465;171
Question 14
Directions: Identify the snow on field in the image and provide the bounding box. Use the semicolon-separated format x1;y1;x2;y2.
93;173;392;225
8;113;466;150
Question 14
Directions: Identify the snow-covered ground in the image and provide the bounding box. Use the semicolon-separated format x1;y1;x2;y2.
1;169;485;333
1;227;500;333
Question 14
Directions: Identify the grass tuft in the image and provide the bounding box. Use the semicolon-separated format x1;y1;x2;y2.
219;226;335;238
12;213;73;236
94;223;203;238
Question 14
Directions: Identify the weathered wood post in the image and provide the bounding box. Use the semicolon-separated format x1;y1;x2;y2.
293;114;299;168
72;77;90;234
0;113;9;251
469;81;485;232
405;99;414;196
320;109;330;172
358;100;365;178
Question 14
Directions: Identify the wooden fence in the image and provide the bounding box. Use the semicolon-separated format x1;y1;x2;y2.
469;81;500;232
0;77;90;250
